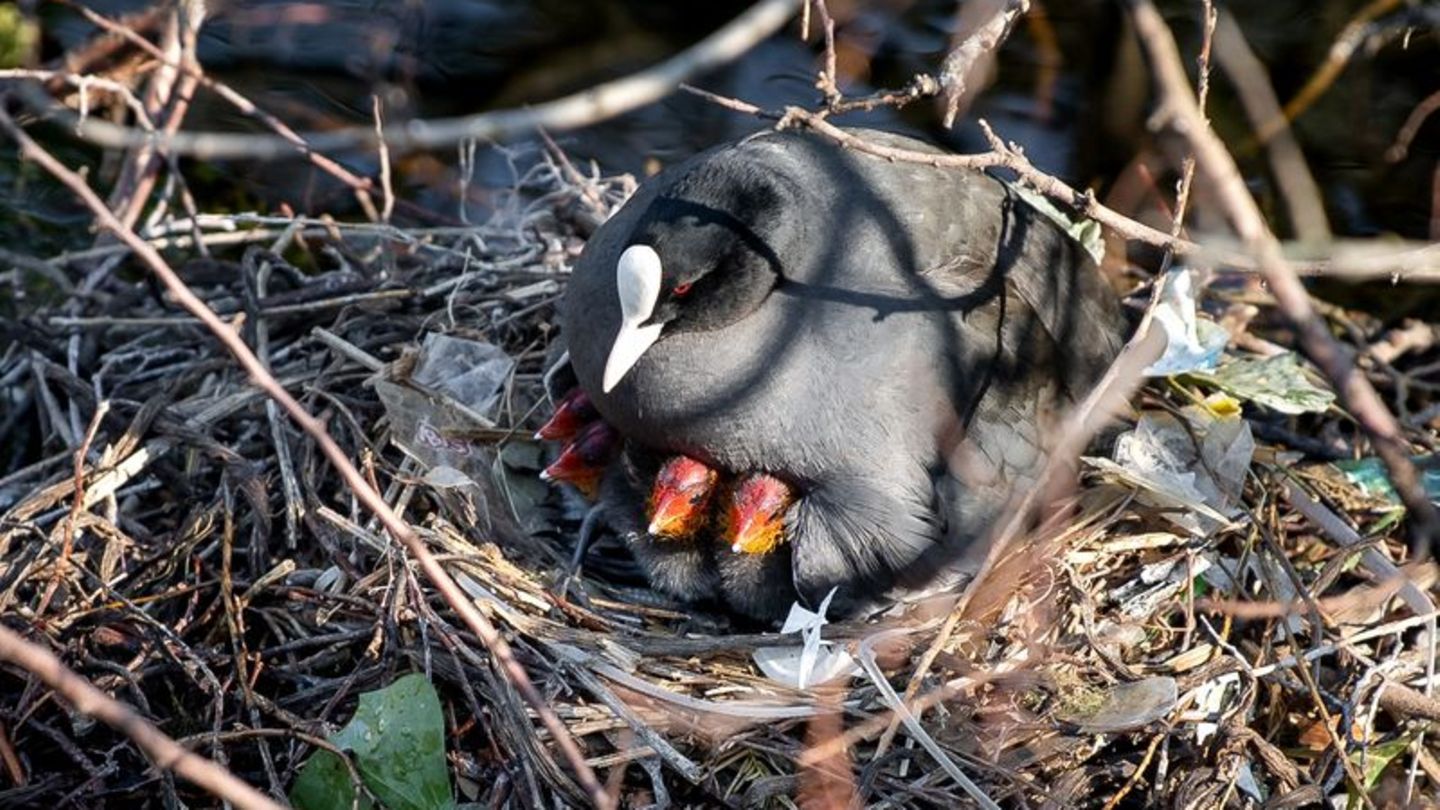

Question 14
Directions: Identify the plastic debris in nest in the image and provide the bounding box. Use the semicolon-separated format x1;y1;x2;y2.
372;333;530;527
1055;676;1178;734
1144;268;1228;377
1086;393;1254;536
376;333;516;450
1333;454;1440;506
1191;671;1241;747
1108;548;1213;621
1141;267;1333;412
753;588;859;689
411;334;516;414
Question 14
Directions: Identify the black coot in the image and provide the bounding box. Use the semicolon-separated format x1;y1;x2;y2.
564;128;1125;616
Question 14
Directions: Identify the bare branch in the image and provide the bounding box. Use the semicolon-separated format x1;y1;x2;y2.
1213;10;1331;242
1258;0;1403;145
938;0;1029;127
1387;88;1440;163
24;0;803;160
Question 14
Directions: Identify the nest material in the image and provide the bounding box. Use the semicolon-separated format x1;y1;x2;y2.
2;156;1439;809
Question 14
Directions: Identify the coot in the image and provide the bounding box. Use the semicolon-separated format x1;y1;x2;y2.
564;127;1125;615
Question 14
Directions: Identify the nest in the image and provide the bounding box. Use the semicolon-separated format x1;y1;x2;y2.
2;151;1439;810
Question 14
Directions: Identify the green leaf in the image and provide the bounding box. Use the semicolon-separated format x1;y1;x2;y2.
1190;575;1210;599
291;673;454;810
1007;183;1106;264
1188;353;1335;415
0;6;38;69
1369;508;1407;535
1346;734;1413;809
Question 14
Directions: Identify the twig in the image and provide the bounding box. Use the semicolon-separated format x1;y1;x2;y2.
1101;733;1164;810
0;108;614;810
105;1;204;235
808;0;840;107
1386;88;1440;163
1376;680;1440;724
688;101;1440;283
1254;0;1403;146
33;0;803;160
34;402;108;619
764;98;1190;250
1253;546;1374;804
0;69;156;131
1213;11;1330;243
47;0;382;219
0;720;23;786
856;629;1001;810
372;95;394;223
1282;480;1434;618
937;0;1029;127
1169;0;1216;245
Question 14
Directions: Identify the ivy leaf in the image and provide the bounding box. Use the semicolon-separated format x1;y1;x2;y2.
1346;735;1414;809
1189;353;1335;415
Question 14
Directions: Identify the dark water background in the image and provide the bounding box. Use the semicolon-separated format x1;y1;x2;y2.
14;0;1440;251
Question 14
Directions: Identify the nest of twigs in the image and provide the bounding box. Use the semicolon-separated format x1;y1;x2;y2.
3;150;1439;810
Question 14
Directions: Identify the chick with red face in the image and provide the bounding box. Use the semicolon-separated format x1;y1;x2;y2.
534;387;599;442
537;389;724;602
638;461;802;620
647;456;718;539
627;454;724;601
539;420;618;500
537;379;804;619
717;472;800;620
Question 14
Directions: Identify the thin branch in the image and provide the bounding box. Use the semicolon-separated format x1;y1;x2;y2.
1168;0;1215;245
808;0;840;107
1386;88;1440;163
372;95;394;223
102;1;203;235
775;103;1185;246
49;0;380;216
937;0;1030;127
1257;0;1402;145
693;88;1440;281
1213;10;1330;242
29;0;803;160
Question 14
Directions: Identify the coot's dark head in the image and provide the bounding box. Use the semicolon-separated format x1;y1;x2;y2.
602;158;804;392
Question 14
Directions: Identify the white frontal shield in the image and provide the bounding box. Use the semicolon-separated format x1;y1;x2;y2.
603;244;665;392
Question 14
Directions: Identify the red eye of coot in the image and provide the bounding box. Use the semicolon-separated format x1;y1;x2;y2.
673;282;693;296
